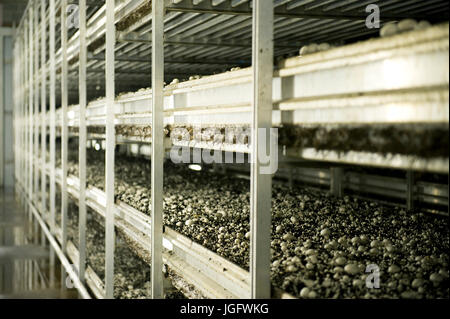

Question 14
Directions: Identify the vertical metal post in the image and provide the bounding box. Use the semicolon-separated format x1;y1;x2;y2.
61;0;69;254
24;19;28;210
41;0;47;220
151;0;164;299
15;35;20;198
24;18;27;208
49;0;56;287
14;32;16;189
16;33;18;195
105;0;116;299
16;33;19;192
18;34;23;202
406;170;414;210
0;35;3;187
49;0;56;233
288;168;294;189
34;0;39;205
25;11;29;222
330;167;344;197
32;3;39;276
39;1;48;282
26;260;29;291
14;38;18;189
22;27;25;206
20;32;23;196
250;0;273;299
22;29;25;207
78;0;87;285
21;31;24;203
12;38;16;189
28;6;33;219
13;38;17;187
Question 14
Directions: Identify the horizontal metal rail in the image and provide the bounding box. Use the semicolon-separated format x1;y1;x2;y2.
164;0;424;21
228;164;449;211
52;23;449;126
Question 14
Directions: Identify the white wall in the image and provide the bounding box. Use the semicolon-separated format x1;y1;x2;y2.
1;28;14;188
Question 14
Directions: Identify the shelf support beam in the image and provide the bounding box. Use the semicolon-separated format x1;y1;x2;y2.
33;0;39;209
250;0;273;299
330;167;344;197
32;2;40;291
61;0;69;257
117;31;301;49
40;0;47;237
151;0;165;300
28;3;33;225
78;0;88;286
89;53;251;66
105;0;116;300
406;170;415;210
49;0;57;288
165;0;412;21
0;32;4;188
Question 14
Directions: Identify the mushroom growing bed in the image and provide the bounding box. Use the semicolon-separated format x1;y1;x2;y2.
54;197;185;299
57;150;449;299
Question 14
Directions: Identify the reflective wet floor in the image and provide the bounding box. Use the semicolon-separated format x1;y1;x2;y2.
0;188;76;299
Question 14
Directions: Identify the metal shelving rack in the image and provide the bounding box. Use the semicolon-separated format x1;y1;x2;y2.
12;0;449;299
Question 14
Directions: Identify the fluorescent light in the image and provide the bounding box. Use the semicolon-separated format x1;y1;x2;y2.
68;110;75;120
163;238;173;251
189;164;202;171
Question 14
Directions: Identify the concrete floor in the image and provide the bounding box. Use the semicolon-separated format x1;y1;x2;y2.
0;187;76;298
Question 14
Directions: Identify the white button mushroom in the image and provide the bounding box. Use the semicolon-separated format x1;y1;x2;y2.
398;19;418;32
286;265;298;272
320;228;330;237
308;290;317;298
318;43;331;52
344;264;359;275
430;273;443;285
335;257;347;266
308;255;318;264
411;278;424;289
299;46;309;56
300;287;310;298
282;233;295;241
415;20;431;31
388;265;400;273
380;23;399;38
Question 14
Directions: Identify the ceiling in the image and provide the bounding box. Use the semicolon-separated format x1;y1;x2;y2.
0;0;28;27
